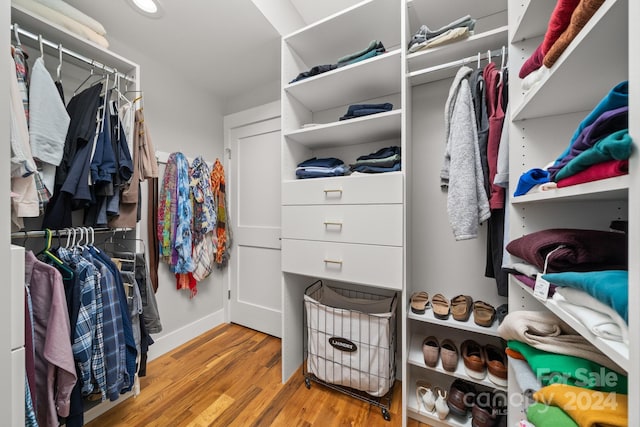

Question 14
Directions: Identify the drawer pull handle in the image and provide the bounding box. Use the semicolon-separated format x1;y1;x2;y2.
323;189;343;196
323;259;343;266
323;221;343;227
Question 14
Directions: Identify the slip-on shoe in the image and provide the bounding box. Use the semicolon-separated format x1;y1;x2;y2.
422;336;440;368
484;344;508;387
410;291;430;314
447;379;476;417
461;339;487;380
440;339;459;372
473;301;496;327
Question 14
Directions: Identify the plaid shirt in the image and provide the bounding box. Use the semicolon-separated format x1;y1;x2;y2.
58;248;97;396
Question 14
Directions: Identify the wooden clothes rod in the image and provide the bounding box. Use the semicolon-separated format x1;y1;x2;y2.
10;22;136;84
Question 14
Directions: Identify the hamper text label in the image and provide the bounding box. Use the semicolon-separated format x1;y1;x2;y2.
329;337;357;352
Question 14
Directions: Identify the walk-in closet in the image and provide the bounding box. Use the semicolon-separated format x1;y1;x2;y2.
2;1;636;426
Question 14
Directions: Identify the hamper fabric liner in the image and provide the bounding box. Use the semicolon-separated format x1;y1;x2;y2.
304;282;397;397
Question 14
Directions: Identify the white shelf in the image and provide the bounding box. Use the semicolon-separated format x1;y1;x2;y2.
284;109;401;148
408;334;507;391
284;49;401;112
510;0;556;43
408;307;501;337
408;26;509;86
407;0;506;34
512;0;627;122
284;0;401;69
511;175;629;204
513;278;628;373
11;5;137;76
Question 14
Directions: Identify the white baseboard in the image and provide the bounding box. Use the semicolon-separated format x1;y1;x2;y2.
147;309;226;362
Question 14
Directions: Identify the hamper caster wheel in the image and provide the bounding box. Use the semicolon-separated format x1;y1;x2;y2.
304;377;311;389
382;408;391;421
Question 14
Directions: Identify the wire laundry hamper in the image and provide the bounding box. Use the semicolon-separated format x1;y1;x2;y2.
303;279;398;421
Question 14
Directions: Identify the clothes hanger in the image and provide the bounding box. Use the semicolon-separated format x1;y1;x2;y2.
56;43;63;82
38;34;44;60
13;23;21;47
37;229;74;280
497;46;506;87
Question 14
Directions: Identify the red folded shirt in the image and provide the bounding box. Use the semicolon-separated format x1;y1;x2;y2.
556;159;628;188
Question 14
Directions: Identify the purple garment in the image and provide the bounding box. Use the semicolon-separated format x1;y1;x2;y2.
25;251;77;427
513;274;557;297
549;106;628;180
506;228;628;273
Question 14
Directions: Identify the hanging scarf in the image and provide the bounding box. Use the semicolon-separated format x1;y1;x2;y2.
157;152;178;264
189;156;216;282
172;152;194;274
211;159;232;267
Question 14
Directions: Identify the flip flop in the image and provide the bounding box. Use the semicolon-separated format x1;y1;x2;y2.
410;291;430;314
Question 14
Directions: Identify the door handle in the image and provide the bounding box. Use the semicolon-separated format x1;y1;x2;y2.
323;189;343;196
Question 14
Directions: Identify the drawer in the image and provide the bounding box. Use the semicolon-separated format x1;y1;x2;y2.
282;204;402;246
282;172;402;205
281;239;402;290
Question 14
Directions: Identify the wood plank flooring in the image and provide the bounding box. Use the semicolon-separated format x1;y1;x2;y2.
85;323;432;427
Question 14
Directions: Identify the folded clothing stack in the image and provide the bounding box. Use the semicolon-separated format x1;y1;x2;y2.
336;40;385;68
339;102;393;121
408;15;476;53
289;39;385;84
295;157;346;179
350;146;400;174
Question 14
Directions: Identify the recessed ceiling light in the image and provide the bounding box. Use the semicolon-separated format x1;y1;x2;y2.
127;0;164;18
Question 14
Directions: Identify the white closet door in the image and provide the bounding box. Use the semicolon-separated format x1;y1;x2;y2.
226;106;282;337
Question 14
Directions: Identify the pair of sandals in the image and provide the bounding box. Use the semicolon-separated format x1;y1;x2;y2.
411;292;503;327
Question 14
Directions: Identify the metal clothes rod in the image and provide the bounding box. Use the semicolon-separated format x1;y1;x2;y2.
410;47;508;78
10;23;135;84
11;227;134;239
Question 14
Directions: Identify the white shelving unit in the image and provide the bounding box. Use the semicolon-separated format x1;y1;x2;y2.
507;0;635;425
280;2;405;421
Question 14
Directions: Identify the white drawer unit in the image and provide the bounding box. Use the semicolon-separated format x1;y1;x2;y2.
282;204;403;246
282;172;403;205
281;239;403;290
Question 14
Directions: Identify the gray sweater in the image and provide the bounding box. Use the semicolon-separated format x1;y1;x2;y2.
441;66;490;240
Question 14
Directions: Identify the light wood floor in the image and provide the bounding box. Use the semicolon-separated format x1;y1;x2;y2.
85;323;431;427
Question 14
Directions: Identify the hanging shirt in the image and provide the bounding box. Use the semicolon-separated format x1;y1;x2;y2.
25;251;77;427
190;156;216;283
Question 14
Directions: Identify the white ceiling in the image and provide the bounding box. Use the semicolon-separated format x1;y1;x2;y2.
62;0;361;106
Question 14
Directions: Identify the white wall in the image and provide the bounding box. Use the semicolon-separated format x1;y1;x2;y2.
104;35;228;359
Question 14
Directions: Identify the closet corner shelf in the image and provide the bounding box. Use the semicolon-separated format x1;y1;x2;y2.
510;175;629;204
511;0;627;122
284;49;401;112
408;307;501;337
510;0;556;43
407;25;508;85
408;333;508;391
284;109;402;148
11;5;138;75
512;279;629;372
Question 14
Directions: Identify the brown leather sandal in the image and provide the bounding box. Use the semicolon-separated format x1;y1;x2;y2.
473;301;496;327
410;291;430;314
431;293;450;320
451;295;473;322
